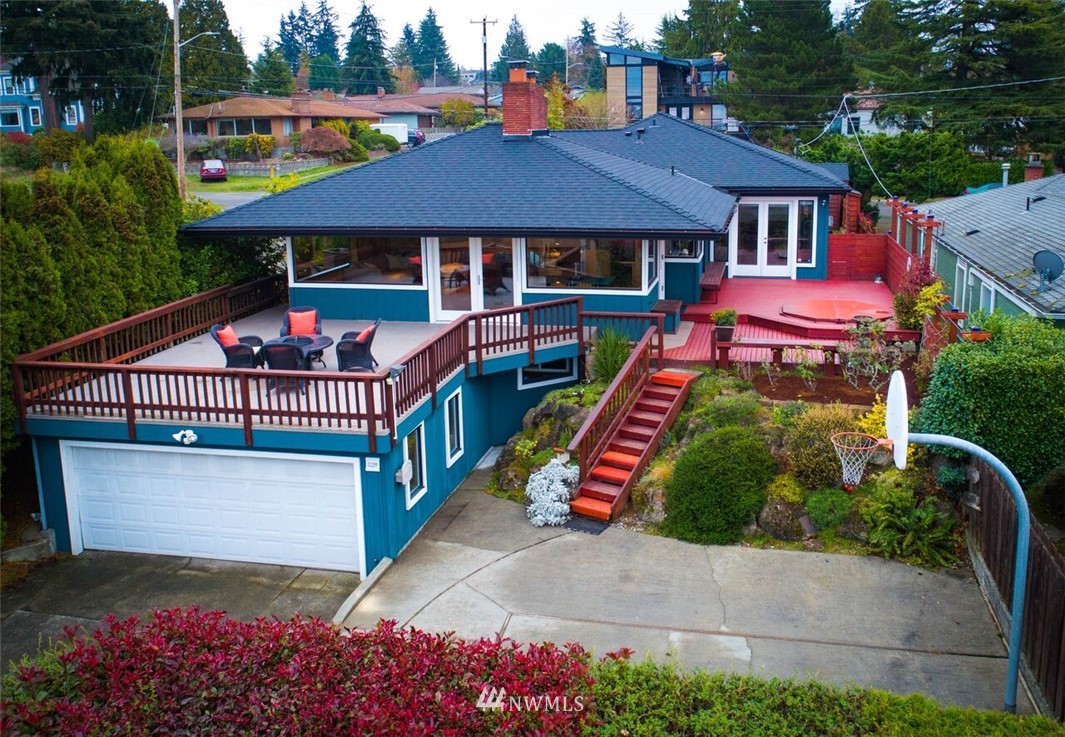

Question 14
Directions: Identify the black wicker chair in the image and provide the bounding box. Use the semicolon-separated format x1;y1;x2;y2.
209;324;264;369
280;306;325;366
261;343;306;393
340;319;380;368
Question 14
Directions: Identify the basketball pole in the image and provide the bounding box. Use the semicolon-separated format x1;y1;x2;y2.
909;432;1030;714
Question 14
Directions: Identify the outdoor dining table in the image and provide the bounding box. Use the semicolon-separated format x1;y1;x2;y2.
265;334;334;370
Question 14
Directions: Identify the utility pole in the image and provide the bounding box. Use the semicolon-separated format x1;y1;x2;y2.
173;0;185;200
471;17;496;119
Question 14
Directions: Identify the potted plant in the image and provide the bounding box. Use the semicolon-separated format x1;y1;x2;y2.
711;308;737;342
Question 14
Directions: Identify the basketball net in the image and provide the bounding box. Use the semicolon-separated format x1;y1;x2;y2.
831;432;891;491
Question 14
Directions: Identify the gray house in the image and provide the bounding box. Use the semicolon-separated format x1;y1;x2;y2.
930;175;1065;326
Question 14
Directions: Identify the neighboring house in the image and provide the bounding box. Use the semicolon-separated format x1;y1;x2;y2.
923;174;1065;326
828;93;900;136
176;93;382;149
600;45;731;129
0;60;84;134
339;89;439;131
16;63;848;578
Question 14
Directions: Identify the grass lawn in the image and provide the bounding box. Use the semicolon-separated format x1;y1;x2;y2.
186;162;360;193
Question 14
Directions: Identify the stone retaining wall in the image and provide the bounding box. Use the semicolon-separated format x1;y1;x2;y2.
183;158;330;177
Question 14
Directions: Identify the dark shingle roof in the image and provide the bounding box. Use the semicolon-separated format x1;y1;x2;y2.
185;124;735;238
932;175;1065;314
185;115;846;238
552;115;849;193
816;163;851;184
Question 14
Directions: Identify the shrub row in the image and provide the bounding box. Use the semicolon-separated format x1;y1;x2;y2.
5;610;1061;736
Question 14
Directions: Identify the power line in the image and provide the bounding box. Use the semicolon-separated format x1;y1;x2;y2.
854;76;1065;98
841;96;893;199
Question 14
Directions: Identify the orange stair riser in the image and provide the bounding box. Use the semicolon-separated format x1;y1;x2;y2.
570;497;612;521
600;451;639;469
610;439;649;455
591;465;631;484
630;412;665;427
581;483;622;502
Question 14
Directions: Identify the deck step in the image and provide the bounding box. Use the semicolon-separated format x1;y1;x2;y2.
600;450;640;469
651;371;692;388
635;397;673;413
619;423;655;442
645;386;681;402
591;464;632;484
580;480;623;502
610;438;650;455
629;410;666;427
570;496;613;521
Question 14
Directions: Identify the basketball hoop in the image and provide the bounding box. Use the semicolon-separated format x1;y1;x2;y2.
831;432;891;491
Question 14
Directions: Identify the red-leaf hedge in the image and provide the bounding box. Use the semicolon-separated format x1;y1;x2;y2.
1;608;593;735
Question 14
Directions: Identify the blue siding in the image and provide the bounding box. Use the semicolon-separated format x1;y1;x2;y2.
796;197;830;281
36;438;71;552
522;290;657;314
290;285;429;321
664;260;701;304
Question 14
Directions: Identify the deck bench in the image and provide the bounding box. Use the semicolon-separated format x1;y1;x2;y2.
715;338;840;375
699;262;726;303
651;299;683;333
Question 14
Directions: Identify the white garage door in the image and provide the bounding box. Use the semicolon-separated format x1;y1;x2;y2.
60;442;364;574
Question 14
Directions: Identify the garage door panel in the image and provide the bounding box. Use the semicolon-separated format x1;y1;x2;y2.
64;445;362;573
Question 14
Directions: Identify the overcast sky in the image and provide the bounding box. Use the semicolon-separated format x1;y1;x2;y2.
212;0;852;71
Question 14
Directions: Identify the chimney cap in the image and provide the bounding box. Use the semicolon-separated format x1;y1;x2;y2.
508;60;529;69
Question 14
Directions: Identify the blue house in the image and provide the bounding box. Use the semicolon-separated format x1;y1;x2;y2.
0;60;84;134
15;63;848;579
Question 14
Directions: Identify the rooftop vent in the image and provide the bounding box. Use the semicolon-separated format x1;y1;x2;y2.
965;229;980;236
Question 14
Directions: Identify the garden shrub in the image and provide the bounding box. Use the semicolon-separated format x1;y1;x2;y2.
662;426;775;545
320;118;353;138
784;403;858;490
0;132;42;170
701;392;765;428
338;138;370;162
1031;465;1065;520
936;465;969;501
299;126;351;158
917;314;1065;489
805;487;853;532
771;400;809;428
526;458;580;526
0;609;592;735
860;471;957;568
589;327;631;383
766;473;806;505
243;132;275;160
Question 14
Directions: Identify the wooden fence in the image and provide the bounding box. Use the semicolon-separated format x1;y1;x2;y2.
968;458;1065;720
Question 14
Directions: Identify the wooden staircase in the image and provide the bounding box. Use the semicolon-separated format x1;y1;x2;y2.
570;370;696;522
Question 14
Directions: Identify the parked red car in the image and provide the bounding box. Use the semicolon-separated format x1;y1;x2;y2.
199;159;227;182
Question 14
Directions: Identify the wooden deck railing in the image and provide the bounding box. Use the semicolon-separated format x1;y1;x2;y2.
566;327;657;481
13;289;590;452
581;311;664;368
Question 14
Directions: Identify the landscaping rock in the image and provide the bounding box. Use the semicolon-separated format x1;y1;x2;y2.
837;508;869;542
803;538;825;552
757;498;807;541
498;467;526;493
630;484;666;525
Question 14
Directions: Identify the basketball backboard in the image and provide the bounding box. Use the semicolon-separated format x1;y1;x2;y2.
885;370;909;469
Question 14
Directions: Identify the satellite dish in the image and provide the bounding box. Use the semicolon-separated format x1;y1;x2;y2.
1033;250;1064;292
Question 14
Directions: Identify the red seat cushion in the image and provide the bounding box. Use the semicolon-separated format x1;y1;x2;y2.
288;311;317;336
356;325;374;342
216;325;240;347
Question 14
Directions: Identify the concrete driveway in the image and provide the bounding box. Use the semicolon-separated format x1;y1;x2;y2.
2;552;358;671
344;469;1034;713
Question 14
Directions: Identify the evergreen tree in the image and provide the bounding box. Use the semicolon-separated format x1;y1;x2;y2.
174;0;249;104
277;1;314;72
536;42;566;83
874;0;1065;148
577;18;604;90
0;0;170;135
657;14;688;56
607;13;635;47
311;0;340;62
342;2;394;94
719;0;852;134
251;42;296;96
491;16;533;82
843;0;915;89
391;24;417;69
676;0;741;58
309;54;342;92
412;8;458;85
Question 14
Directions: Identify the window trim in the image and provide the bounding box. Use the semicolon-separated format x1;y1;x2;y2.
518;357;578;390
28;106;42;127
0;107;23;128
444;388;463;467
64;105;78;126
287;236;429;291
403;422;427;510
795;199;817;269
665;239;705;261
522;238;653;296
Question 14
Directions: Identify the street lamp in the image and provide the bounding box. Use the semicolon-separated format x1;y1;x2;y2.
172;0;219;201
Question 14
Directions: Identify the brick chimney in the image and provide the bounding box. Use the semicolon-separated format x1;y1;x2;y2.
1025;163;1044;182
291;90;311;114
376;86;386;98
502;60;548;137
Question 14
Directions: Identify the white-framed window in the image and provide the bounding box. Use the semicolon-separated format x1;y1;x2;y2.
64;105;78;126
28;107;42;127
519;357;578;390
0;107;22;128
954;262;966;307
444;388;463;467
1;76;13;95
403;422;427;509
283;118;294;135
796;199;816;266
845;115;861;134
666;239;704;260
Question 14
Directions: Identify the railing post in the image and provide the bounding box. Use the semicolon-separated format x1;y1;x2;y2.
527;305;536;364
656;314;665;369
11;365;27;433
576;297;584;357
366;377;378;454
429;343;439;410
384;375;396;449
121;370;137;441
475;317;484;376
240;373;253;446
717;343;731;370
